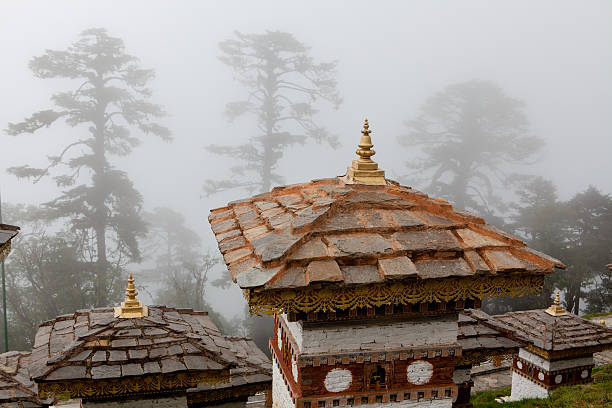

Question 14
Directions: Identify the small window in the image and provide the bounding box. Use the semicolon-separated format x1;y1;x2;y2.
369;364;386;386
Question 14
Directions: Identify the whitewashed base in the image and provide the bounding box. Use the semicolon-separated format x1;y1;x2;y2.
510;371;549;401
273;357;295;408
338;398;453;407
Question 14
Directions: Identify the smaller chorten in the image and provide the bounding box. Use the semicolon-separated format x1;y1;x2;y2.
114;273;148;318
343;119;386;185
544;291;567;317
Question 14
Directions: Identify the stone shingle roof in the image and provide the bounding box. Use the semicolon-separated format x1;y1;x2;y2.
187;337;271;405
30;306;239;383
0;225;19;263
464;308;612;355
0;351;53;407
457;312;521;354
209;178;564;293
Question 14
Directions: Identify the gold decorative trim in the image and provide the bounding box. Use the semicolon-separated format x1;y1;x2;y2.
0;240;11;263
37;370;230;400
187;382;271;405
248;275;544;315
455;349;518;366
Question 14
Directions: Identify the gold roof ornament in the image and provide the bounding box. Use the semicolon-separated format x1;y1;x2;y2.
342;119;386;185
545;291;567;316
114;273;148;318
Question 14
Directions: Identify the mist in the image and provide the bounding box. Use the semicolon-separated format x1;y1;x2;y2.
1;0;611;329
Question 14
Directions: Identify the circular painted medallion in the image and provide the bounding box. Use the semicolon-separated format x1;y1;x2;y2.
324;368;352;392
555;374;563;384
406;360;434;385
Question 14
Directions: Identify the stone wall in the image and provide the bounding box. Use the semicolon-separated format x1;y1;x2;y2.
272;357;295;408
281;315;458;354
510;371;549;401
82;395;187;407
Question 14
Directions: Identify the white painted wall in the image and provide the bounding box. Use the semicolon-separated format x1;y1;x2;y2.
518;348;593;371
510;371;549;401
272;357;296;408
281;315;458;354
82;396;187;407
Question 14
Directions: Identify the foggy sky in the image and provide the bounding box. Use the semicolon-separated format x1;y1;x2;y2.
1;0;611;318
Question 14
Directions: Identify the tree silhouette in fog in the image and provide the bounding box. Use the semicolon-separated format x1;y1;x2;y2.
204;30;341;195
399;80;544;215
5;28;170;307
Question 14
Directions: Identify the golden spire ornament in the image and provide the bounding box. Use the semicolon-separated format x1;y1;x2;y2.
114;273;148;318
545;291;567;316
343;119;386;185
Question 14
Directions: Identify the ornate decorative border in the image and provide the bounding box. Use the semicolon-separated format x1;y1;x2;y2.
186;381;271;405
247;275;544;315
37;370;230;400
511;357;593;390
455;349;518;366
0;241;11;263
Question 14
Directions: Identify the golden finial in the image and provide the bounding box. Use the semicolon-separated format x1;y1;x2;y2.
545;291;567;316
342;118;386;185
114;273;148;318
600;320;606;326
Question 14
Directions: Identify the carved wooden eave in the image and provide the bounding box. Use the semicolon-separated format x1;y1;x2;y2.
37;370;230;400
246;274;544;315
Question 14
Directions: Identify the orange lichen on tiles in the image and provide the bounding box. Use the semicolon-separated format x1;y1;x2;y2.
208;176;565;298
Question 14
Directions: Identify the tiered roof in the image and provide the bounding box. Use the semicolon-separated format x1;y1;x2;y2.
464;305;612;359
456;313;521;366
209;121;565;314
0;351;53;408
187;337;271;406
0;224;19;263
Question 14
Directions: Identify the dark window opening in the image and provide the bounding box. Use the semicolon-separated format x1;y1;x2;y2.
369;364;386;387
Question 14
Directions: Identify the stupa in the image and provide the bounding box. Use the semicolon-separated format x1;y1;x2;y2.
29;274;271;407
208;120;564;407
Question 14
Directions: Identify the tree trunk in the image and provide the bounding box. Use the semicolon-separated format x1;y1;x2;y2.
92;79;109;307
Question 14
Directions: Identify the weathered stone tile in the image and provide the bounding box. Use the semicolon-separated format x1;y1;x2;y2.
68;350;92;362
291;206;330;230
46;365;86;381
160;359;187;373
91;351;106;363
414;258;473;279
484;250;526;272
265;266;306;289
143;362;161;374
121;363;144;377
91;365;121;379
208;209;233;222
315;212;361;233
392;230;461;252
243;225;269;241
167;345;183;356
227;256;258;280
288;238;328;261
378;256;417;280
223;247;251;264
215;229;241;243
128;349;147;360
252;232;301;263
341;265;382;285
219;235;246;254
413;211;460;227
210;218;238;234
111;339;137;348
261;207;284;219
149;347;167;359
144;327;167;336
277;194;303;207
108;351;127;362
236;266;281;289
327;233;392;257
254;201;278;211
464;250;491;274
183;356;224;370
455;228;507;248
306;260;343;284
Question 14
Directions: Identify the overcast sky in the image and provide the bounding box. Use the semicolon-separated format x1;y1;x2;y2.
1;0;611;318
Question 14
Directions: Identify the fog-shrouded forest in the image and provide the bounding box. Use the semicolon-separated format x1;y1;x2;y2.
1;0;611;352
